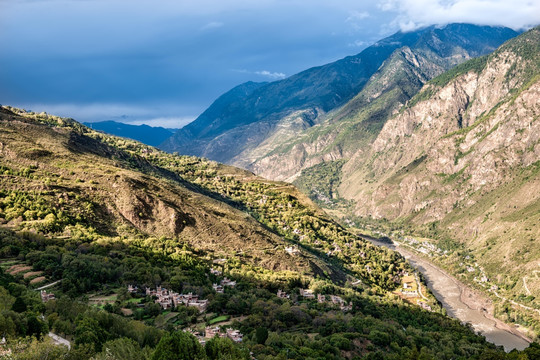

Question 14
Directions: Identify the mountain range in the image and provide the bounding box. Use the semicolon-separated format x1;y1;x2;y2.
1;22;540;358
2;105;518;359
83;120;176;147
340;25;540;301
160;24;518;176
158;23;540;338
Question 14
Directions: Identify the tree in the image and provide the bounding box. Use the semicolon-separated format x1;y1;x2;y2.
93;337;152;360
26;315;48;339
75;317;106;352
151;331;206;360
12;297;27;313
14;337;70;360
0;286;15;311
205;336;249;360
255;327;268;345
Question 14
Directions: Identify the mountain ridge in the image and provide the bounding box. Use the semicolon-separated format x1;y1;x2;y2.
160;24;519;171
83;120;176;147
337;25;540;334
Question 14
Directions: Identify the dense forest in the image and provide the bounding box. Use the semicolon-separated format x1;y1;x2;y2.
0;106;538;359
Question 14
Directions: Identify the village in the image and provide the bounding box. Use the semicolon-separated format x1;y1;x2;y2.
30;253;437;353
184;326;243;346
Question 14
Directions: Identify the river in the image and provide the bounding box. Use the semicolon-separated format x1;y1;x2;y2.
365;236;531;352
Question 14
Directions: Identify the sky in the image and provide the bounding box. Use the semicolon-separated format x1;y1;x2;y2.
1;0;539;128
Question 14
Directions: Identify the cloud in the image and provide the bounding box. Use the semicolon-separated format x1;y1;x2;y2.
255;70;287;79
10;102;200;128
346;10;370;31
379;0;540;31
201;21;224;31
128;117;195;128
348;40;369;47
232;69;287;80
346;10;370;21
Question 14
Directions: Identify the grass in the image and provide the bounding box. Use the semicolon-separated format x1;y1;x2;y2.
208;315;230;325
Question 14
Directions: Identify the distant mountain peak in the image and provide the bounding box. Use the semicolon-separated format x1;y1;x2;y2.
83;120;175;147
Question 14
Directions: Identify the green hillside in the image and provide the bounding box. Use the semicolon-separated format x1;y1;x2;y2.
1;106;537;358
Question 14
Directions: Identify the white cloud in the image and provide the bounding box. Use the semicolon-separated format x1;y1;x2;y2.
255;70;287;79
232;69;287;80
128;117;195;128
379;0;540;31
10;102;200;128
348;40;369;47
346;10;370;21
201;21;224;31
346;10;370;31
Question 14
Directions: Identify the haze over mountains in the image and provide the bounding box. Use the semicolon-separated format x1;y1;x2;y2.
83;121;177;147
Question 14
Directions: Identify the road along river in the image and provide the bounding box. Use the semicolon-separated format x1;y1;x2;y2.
365;236;532;352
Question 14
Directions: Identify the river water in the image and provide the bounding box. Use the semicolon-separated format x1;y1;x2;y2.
366;237;531;352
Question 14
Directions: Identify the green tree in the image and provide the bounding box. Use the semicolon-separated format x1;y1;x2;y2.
205;336;249;360
93;338;152;360
12;297;27;313
0;286;15;311
151;331;206;360
255;327;268;345
75;317;106;352
26;315;48;339
14;337;70;360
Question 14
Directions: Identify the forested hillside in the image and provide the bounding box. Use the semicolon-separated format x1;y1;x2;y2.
0;106;538;358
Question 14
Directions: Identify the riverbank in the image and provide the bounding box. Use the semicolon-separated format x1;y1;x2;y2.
364;235;531;351
459;285;532;345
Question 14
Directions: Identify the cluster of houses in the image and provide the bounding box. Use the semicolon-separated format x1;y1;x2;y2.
40;290;55;302
317;294;353;311
140;286;209;312
297;289;352;311
184;327;243;345
400;275;418;296
400;236;447;257
213;277;236;294
205;326;243;342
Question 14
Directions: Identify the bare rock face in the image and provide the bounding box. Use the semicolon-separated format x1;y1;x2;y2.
338;26;540;288
341;35;540;221
161;25;518;183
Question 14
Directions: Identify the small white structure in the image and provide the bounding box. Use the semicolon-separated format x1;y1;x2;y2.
40;290;55;302
285;246;300;256
299;288;315;299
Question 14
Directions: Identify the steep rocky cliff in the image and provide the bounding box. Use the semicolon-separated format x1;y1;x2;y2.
161;24;518;173
341;26;540;297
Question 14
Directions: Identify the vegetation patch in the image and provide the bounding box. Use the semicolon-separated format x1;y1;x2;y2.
208;315;230;325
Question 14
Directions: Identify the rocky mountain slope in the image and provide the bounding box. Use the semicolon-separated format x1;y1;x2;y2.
161;24;518;173
340;26;540;317
0;105;417;289
5;108;530;360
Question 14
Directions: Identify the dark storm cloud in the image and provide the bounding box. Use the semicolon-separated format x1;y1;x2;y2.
0;0;538;127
